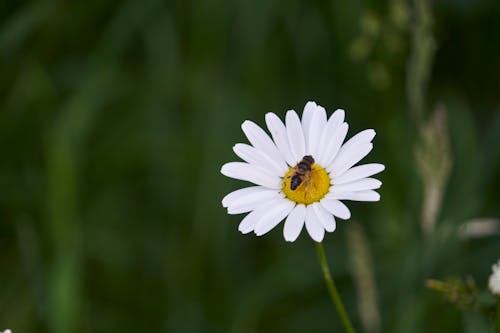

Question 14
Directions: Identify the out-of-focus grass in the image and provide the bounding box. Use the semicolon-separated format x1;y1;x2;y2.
0;1;499;332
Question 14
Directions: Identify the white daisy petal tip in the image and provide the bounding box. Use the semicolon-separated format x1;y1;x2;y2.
303;101;326;122
283;204;306;242
321;199;352;220
220;163;230;176
367;130;376;143
313;234;324;242
307;227;324;242
345;128;376;146
264;112;277;123
366;128;376;138
305;206;326;241
304;100;318;109
238;224;254;234
221;101;383;242
241;119;253;129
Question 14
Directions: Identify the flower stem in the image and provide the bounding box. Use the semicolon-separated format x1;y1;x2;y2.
315;242;356;333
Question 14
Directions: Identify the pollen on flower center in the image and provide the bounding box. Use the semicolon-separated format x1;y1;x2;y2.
282;162;330;205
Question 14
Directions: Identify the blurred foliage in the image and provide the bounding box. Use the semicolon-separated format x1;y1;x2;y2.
0;0;499;332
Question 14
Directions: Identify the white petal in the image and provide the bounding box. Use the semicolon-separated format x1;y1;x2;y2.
317;109;345;165
241;120;287;172
233;143;283;177
312;202;336;232
265;112;296;166
301;101;317;142
222;186;269;207
254;199;295;236
305;104;327;157
237;197;281;233
327;190;380;202
320;199;351;220
223;187;282;214
328;129;376;172
329;109;346;125
328;143;373;176
330;177;382;192
319;123;349;167
283;204;306;242
286;110;306;163
332;163;385;184
343;129;376;148
305;205;325;242
221;162;281;189
238;208;264;234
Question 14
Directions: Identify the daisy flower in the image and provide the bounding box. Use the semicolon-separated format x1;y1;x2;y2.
221;101;384;242
489;259;500;296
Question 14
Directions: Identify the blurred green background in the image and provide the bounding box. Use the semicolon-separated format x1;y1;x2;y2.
1;0;500;332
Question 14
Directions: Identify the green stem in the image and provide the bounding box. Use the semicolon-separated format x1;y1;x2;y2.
315;242;356;333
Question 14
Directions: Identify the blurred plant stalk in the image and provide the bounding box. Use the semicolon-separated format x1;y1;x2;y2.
347;223;381;333
406;0;435;124
458;218;500;239
426;278;479;310
427;277;500;329
415;105;452;233
406;0;451;234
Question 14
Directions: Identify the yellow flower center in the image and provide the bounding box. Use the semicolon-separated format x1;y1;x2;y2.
282;163;330;205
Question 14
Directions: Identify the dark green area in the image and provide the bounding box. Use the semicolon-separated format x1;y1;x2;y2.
1;0;499;332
